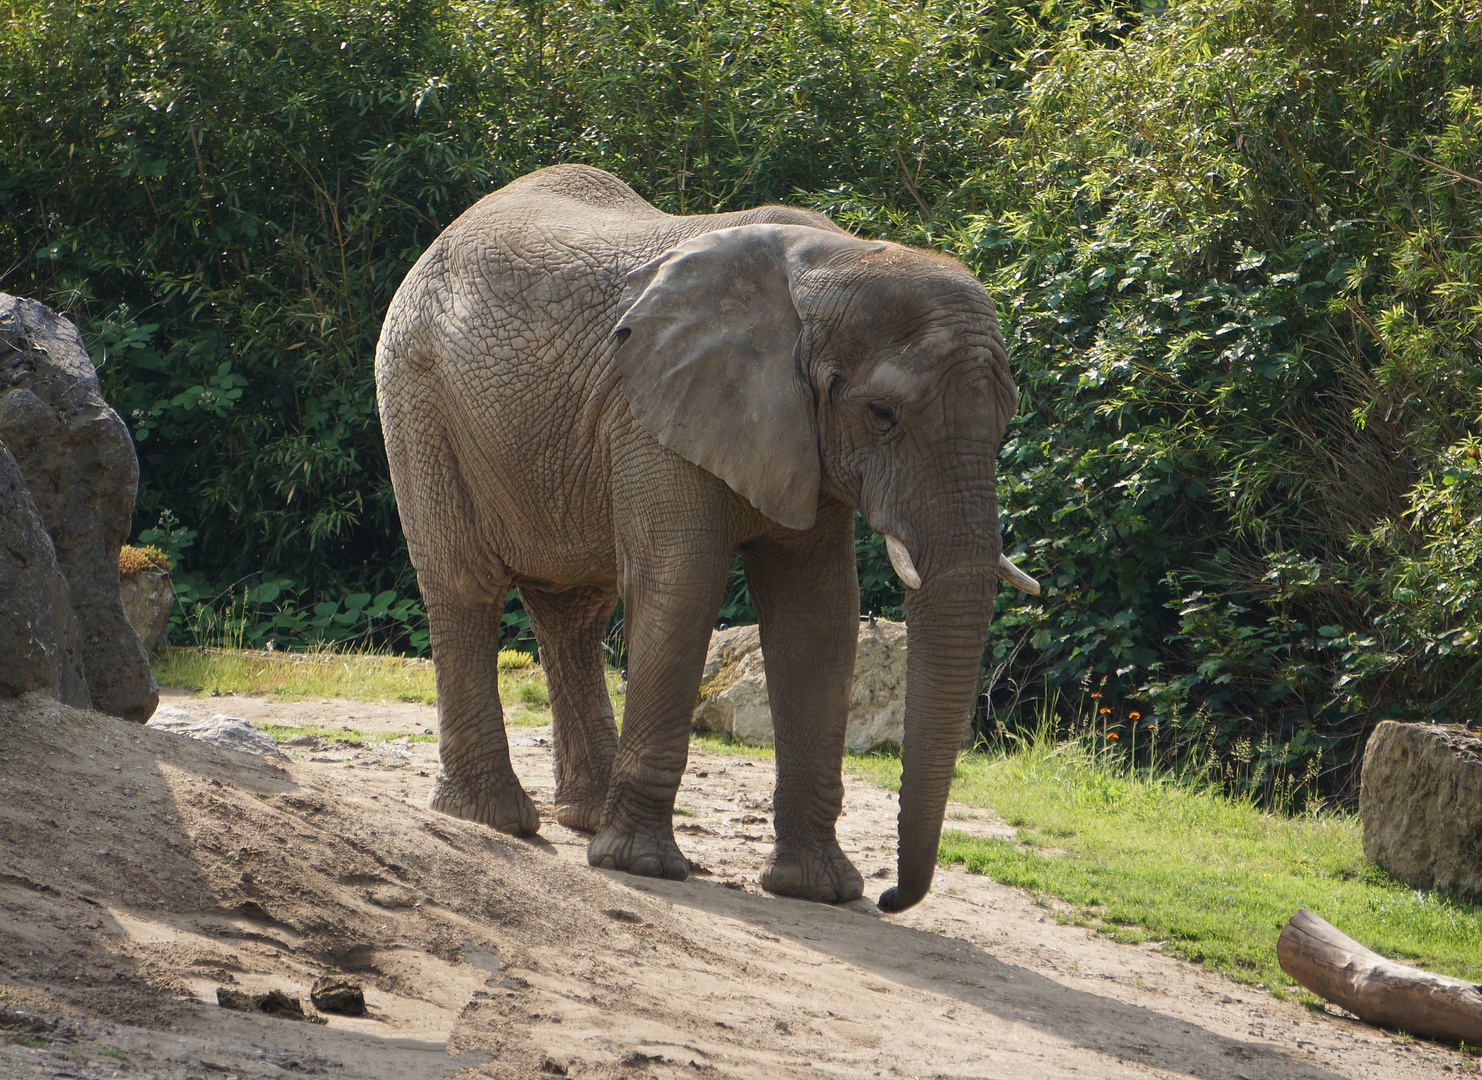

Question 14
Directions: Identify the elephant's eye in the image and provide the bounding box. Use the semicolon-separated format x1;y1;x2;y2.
868;402;896;426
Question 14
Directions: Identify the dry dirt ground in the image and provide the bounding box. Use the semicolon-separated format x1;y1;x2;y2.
0;688;1467;1079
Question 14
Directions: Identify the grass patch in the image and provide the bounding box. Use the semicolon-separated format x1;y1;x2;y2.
515;678;550;708
690;732;776;760
154;646;438;703
152;646;626;731
846;732;1482;992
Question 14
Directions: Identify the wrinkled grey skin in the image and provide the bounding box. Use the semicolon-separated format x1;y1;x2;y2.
376;165;1017;912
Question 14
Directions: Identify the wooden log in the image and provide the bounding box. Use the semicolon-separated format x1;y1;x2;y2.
1277;908;1482;1043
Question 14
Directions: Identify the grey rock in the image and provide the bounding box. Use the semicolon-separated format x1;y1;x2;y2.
145;707;288;760
693;620;971;752
1361;720;1482;901
0;440;89;707
0;294;156;721
119;566;174;651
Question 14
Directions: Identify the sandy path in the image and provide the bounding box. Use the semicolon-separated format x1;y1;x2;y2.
0;689;1463;1078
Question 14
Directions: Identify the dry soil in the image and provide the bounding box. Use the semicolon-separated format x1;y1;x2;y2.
0;689;1469;1079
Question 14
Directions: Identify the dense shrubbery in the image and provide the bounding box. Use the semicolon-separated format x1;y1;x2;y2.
3;0;1478;796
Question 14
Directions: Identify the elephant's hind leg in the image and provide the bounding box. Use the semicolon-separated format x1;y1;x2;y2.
380;348;537;835
423;577;541;836
520;585;620;832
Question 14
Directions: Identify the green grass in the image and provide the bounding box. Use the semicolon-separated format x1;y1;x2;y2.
690;732;777;760
152;646;624;730
154;646;440;703
846;732;1482;993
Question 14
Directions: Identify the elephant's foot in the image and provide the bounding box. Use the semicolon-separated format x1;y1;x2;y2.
554;792;605;833
587;817;689;880
429;769;540;836
761;841;864;904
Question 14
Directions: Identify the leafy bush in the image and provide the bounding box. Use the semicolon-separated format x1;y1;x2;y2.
5;0;1480;798
951;0;1482;798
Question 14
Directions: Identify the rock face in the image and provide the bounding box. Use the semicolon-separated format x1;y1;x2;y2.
0;442;90;706
120;567;174;652
0;294;156;722
693;620;971;752
1360;720;1482;901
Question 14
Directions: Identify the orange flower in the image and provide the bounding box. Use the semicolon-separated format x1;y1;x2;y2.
1090;692;1102;699
1128;711;1142;720
1099;707;1111;714
1105;732;1120;740
1147;723;1157;731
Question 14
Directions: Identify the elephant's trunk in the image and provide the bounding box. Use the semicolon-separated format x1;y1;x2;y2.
878;566;995;913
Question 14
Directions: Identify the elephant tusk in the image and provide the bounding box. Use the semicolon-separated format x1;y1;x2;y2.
998;553;1041;595
884;535;921;590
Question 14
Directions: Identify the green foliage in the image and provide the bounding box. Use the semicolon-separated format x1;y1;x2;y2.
5;0;1481;796
168;572;430;653
955;0;1482;798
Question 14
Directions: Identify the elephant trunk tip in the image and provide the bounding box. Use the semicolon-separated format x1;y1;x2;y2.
876;882;928;914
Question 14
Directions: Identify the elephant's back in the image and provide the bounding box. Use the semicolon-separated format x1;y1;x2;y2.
478;163;668;217
421;168;670;357
440;165;669;272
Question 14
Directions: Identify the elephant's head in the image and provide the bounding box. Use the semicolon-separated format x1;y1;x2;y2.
613;224;1038;912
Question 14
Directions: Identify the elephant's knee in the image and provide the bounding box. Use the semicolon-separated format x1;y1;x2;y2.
453;564;508;606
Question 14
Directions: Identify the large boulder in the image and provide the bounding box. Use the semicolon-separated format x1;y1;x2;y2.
0;294;157;722
693;619;972;752
1360;720;1482;901
0;442;90;706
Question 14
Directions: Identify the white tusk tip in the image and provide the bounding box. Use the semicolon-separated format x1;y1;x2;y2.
884;535;922;590
998;553;1040;595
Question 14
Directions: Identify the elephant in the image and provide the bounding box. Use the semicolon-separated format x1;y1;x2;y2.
375;164;1037;913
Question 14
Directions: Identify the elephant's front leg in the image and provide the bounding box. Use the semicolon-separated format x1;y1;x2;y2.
423;578;540;836
743;501;865;903
588;537;732;881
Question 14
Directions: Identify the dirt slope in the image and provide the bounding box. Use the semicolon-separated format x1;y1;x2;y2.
0;690;1464;1078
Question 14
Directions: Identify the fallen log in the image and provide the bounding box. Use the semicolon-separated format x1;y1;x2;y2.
1277;908;1482;1043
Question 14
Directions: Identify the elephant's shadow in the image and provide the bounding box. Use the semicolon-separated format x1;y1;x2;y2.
613;872;1351;1080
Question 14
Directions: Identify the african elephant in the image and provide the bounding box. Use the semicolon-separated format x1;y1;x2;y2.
375;164;1036;912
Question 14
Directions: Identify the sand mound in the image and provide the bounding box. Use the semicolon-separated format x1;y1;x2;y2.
0;691;1450;1079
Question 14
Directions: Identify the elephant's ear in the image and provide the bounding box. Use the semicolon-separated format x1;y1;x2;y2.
613;224;850;532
